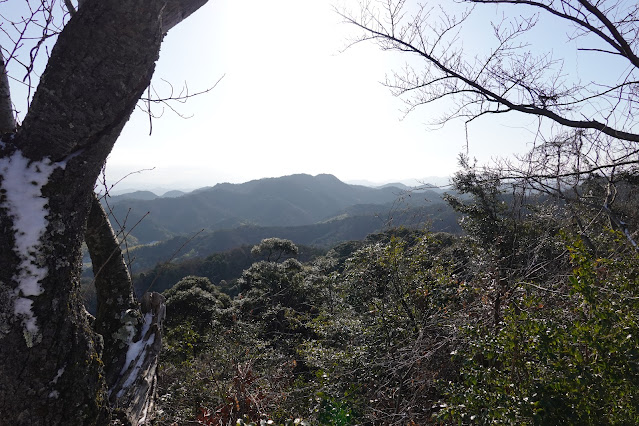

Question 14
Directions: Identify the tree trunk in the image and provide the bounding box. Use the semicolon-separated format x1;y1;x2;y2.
85;194;142;391
0;55;15;134
85;195;167;424
0;0;207;424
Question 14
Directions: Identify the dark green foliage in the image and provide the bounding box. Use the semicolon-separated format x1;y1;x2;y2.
157;243;331;424
433;161;639;425
250;238;299;262
444;156;567;328
441;234;639;425
133;245;256;296
163;276;232;330
300;231;462;424
154;168;639;425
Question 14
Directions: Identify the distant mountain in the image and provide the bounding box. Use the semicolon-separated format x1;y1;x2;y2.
105;189;190;203
106;173;448;244
416;176;452;188
162;190;186;198
347;176;451;189
107;190;159;203
376;182;413;191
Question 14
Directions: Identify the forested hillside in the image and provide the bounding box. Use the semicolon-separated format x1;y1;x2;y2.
153;165;639;425
2;0;636;424
123;205;459;273
143;0;639;421
103;174;448;244
81;177;460;315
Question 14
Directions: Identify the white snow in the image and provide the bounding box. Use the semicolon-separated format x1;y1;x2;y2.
51;366;65;384
0;148;67;335
121;313;153;373
13;298;37;333
116;312;155;397
47;366;66;398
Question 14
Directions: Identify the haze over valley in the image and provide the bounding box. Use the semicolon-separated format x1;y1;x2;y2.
97;173;460;274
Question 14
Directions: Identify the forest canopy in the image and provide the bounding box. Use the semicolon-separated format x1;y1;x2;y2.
152;0;639;423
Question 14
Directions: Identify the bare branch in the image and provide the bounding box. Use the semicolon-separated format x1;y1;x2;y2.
340;0;639;145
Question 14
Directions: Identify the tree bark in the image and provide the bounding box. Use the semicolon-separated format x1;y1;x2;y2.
85;194;167;424
85;194;140;386
109;292;166;425
0;55;15;134
162;0;208;33
0;0;207;424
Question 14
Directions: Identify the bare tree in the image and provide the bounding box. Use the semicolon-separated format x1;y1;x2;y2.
496;129;639;248
340;0;638;151
340;0;639;245
0;0;208;424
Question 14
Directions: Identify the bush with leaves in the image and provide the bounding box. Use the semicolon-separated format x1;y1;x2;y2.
444;157;569;328
153;173;639;424
298;230;464;424
440;231;639;425
251;238;300;262
163;276;232;330
157;247;327;424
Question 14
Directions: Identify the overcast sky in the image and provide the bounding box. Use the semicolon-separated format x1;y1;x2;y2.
3;0;606;191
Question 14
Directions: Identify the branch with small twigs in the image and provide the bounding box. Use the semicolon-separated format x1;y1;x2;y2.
137;74;225;135
144;228;206;294
338;0;639;143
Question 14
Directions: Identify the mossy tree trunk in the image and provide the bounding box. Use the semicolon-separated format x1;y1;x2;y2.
0;0;207;424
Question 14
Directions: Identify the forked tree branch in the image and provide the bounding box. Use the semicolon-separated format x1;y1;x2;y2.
0;0;209;423
343;13;639;142
340;0;639;143
470;0;639;68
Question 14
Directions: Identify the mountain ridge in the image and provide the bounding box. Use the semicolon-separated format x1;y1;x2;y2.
105;173;446;244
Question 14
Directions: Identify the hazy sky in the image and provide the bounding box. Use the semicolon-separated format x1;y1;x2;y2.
3;0;610;191
107;0;541;190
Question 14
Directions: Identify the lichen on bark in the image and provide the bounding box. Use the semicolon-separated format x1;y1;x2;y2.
0;0;209;423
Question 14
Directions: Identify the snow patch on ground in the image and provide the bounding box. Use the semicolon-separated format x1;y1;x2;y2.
0;149;67;335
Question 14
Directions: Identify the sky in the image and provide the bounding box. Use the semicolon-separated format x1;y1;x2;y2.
105;0;540;191
2;0;613;192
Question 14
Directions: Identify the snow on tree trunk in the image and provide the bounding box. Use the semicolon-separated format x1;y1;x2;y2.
0;1;208;424
110;293;166;425
85;194;167;424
